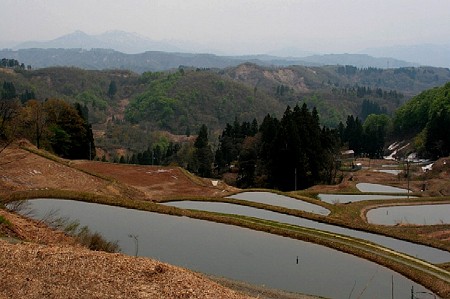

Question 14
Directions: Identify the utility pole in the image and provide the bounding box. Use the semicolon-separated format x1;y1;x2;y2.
406;159;411;199
294;168;297;191
391;275;394;299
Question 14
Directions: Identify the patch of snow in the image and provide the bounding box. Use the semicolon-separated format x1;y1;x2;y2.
388;142;400;151
422;163;433;172
384;143;410;160
383;150;397;160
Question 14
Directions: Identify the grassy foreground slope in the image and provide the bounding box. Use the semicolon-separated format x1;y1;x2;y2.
1;141;450;298
0;142;321;298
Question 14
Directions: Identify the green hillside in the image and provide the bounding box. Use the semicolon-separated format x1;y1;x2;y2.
394;82;450;158
125;69;284;134
1;62;450;157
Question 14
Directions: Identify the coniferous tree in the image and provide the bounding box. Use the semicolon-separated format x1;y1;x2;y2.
426;108;450;158
1;82;16;100
107;80;117;100
193;124;213;177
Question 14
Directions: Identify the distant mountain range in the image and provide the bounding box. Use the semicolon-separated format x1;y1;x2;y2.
1;30;448;70
13;30;183;54
361;44;450;68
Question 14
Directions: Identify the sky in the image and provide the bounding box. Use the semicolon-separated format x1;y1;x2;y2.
2;0;450;55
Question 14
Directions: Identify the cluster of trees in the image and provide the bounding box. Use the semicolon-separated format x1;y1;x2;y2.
275;84;293;96
336;65;358;76
338;114;391;158
0;58;30;70
355;86;403;100
125;69;282;134
114;103;341;191
215;118;259;175
360;99;388;120
113;125;214;178
0;80;95;159
214;104;340;190
1;81;36;104
394;82;450;158
115;142;182;166
331;85;403;101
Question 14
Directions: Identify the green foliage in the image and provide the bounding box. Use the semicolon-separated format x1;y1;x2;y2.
216;104;340;190
1;82;16;100
50;217;119;253
76;91;107;110
125;70;283;134
192;124;213;177
394;82;450;158
0;215;11;226
394;88;434;135
361;99;387;120
362;114;391;158
107;80;117;99
125;72;181;129
1;58;21;69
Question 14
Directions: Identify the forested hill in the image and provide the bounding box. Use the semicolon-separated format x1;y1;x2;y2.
223;63;450;97
1;63;450;135
393;82;450;159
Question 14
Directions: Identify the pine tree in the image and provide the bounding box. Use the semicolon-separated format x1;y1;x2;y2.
193;124;213;177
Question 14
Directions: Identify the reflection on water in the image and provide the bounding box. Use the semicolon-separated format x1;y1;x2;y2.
356;183;408;193
318;193;411;204
18;198;436;299
228;191;330;215
164;199;449;264
367;204;450;225
373;169;402;175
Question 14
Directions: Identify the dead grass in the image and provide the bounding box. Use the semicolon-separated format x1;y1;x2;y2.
1;142;450;298
0;240;252;299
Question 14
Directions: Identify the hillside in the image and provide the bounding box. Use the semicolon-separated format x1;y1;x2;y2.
0;208;251;299
0;141;322;299
2;63;450;158
0;140;235;200
0;142;244;298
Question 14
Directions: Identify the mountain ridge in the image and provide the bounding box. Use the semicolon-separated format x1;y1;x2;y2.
1;31;429;70
0;47;419;74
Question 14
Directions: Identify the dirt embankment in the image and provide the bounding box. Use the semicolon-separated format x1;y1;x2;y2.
0;239;252;299
1;142;312;299
73;161;239;201
0;143;252;299
0;141;238;201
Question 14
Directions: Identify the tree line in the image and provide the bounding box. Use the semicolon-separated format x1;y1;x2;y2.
0;81;95;159
214;103;340;190
113;103;342;191
394;82;450;158
0;58;30;70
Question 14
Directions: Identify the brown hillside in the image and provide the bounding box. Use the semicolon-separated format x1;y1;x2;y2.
0;140;238;201
0;142;317;299
73;161;238;201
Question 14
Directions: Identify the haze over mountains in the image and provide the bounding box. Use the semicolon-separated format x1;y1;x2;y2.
2;31;449;70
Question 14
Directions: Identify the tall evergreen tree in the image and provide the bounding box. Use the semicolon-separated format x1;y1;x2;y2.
193;124;213;177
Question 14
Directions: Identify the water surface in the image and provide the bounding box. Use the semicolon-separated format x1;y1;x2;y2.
164;200;450;263
367;204;450;225
228;192;330;215
19;198;436;299
356;183;409;193
373;169;402;175
318;193;411;204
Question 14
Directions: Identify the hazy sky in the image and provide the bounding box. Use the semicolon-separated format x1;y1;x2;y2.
2;0;450;54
